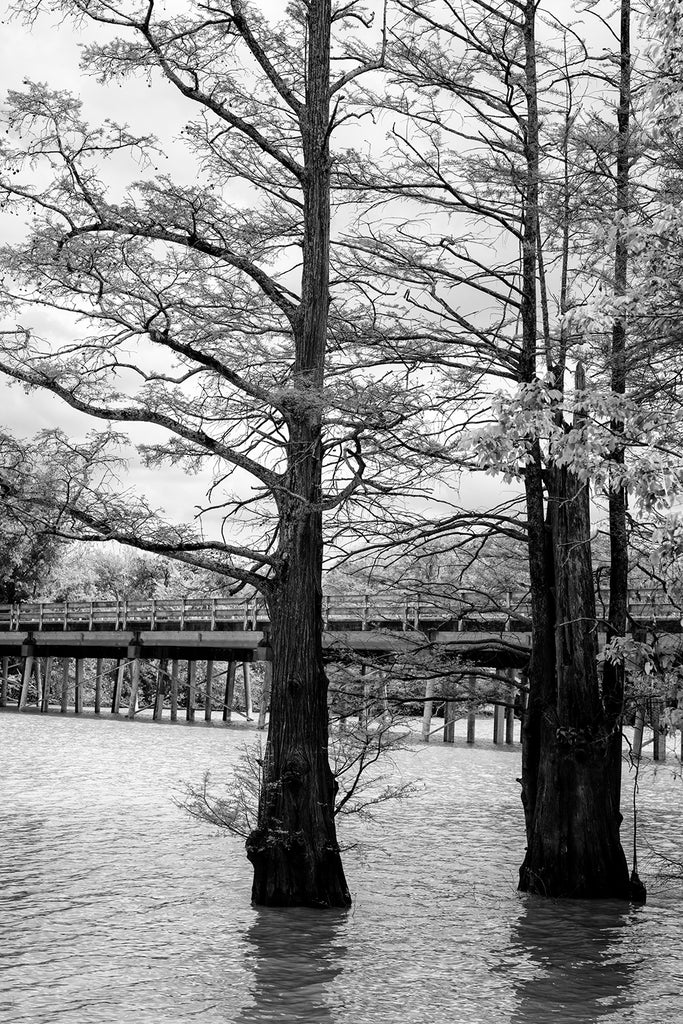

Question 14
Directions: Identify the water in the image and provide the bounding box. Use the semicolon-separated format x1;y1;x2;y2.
1;712;682;1024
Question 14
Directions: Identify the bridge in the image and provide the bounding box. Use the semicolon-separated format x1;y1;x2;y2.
0;589;680;739
0;591;536;659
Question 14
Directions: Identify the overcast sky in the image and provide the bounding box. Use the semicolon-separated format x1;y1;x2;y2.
0;8;229;528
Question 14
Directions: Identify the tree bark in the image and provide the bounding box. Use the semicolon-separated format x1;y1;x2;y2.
520;445;556;842
603;0;631;811
247;491;350;907
518;0;554;848
245;0;350;908
520;450;630;898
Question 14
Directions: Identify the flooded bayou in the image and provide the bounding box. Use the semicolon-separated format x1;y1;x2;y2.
1;712;682;1024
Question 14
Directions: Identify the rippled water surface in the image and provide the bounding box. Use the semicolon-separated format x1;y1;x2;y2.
1;712;682;1024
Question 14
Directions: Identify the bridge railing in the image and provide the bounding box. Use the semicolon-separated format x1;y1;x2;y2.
0;587;679;632
0;592;530;632
0;597;259;632
322;592;531;628
625;591;683;620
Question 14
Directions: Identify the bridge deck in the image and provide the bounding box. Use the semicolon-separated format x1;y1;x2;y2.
0;627;532;664
0;590;678;666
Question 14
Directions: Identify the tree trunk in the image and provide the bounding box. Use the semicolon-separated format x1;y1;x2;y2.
517;0;554;850
245;0;349;908
603;0;631;811
519;445;556;842
519;454;631;898
517;2;632;899
246;488;350;907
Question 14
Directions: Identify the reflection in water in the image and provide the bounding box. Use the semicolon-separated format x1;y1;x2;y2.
508;897;639;1024
236;908;347;1023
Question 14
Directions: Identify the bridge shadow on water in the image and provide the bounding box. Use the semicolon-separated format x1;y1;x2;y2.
506;896;642;1024
234;907;348;1023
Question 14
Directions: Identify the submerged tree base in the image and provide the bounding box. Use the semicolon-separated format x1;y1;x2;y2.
518;741;644;902
629;871;647;905
247;831;351;908
519;866;647;904
518;867;634;901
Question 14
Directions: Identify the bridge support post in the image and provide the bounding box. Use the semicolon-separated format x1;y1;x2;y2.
186;661;196;722
94;657;103;715
421;678;435;742
204;660;214;722
112;659;125;714
337;677;348;733
34;659;43;710
505;669;516;744
653;700;665;761
493;703;505;745
19;651;34;711
443;699;456;743
223;661;235;722
127;657;140;720
633;705;644;758
41;657;53;713
61;658;69;713
505;704;515;745
258;662;272;730
170;660;179;722
358;664;369;729
381;672;390;725
153;659;167;721
242;663;253;721
0;657;7;707
75;659;84;715
466;674;476;743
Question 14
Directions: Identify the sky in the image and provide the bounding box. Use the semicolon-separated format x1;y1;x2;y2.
0;2;527;542
0;6;234;528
